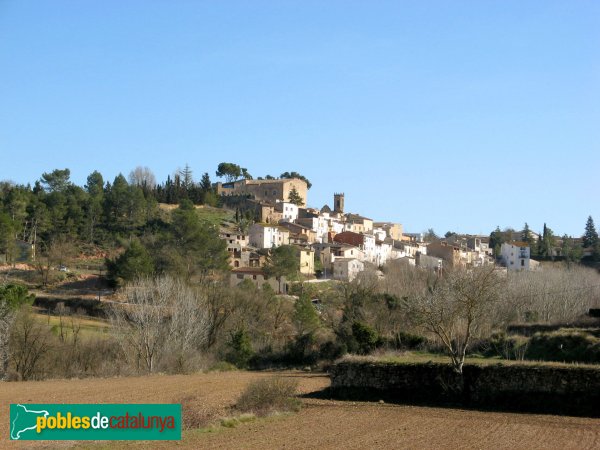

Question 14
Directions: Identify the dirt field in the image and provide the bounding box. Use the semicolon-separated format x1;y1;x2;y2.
2;371;599;449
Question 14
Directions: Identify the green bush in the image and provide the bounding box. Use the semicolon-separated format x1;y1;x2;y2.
284;333;318;365
526;330;600;364
318;340;347;361
225;329;255;369
484;332;530;360
352;322;380;355
394;331;427;350
236;377;301;416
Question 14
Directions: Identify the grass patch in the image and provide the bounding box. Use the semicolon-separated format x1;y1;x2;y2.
206;361;238;373
195;206;234;227
341;351;600;368
220;413;256;428
34;311;111;339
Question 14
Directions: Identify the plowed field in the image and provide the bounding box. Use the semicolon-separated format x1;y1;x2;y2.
2;371;598;449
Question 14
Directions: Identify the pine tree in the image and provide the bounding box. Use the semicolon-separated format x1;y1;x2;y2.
521;222;532;243
489;226;504;257
179;164;193;190
287;187;304;206
200;172;212;192
583;216;598;249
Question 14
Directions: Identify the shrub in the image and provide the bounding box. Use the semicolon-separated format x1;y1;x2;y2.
318;340;347;361
525;330;600;364
236;377;301;416
394;331;427;350
225;329;254;369
284;333;318;365
177;395;219;430
483;332;529;360
352;322;379;355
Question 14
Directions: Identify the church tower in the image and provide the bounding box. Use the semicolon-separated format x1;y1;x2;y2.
334;193;345;214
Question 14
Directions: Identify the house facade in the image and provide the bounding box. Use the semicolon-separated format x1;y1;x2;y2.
501;242;531;270
248;223;290;249
275;201;299;222
333;258;365;282
298;247;315;275
230;268;287;293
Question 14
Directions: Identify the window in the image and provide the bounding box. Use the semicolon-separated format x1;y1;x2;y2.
521;259;525;267
252;275;257;280
237;274;244;279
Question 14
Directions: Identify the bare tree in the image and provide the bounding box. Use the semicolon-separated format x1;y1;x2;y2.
9;306;53;380
500;265;600;324
201;281;234;350
0;302;15;379
128;166;156;190
110;276;210;374
35;236;76;286
406;265;504;373
166;280;210;373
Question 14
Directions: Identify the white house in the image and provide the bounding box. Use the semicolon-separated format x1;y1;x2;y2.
275;201;299;222
248;223;290;249
333;258;365;282
374;240;393;266
296;216;329;243
501;242;531;270
219;229;249;252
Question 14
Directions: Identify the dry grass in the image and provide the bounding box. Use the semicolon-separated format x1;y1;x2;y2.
340;351;600;369
33;311;111;339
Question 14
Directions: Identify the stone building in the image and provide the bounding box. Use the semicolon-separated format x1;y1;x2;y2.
215;178;308;205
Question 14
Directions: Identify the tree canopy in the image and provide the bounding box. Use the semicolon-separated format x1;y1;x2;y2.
279;171;312;189
216;163;242;183
264;245;299;281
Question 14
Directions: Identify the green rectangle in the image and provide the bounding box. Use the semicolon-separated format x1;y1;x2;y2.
10;404;181;440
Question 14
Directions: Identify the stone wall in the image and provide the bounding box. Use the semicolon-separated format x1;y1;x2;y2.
330;360;600;416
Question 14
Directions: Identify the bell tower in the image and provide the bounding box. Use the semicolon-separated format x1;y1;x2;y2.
334;193;345;214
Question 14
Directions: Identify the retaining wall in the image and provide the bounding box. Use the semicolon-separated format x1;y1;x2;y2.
330;360;600;416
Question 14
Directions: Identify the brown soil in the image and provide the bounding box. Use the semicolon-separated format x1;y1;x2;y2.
1;371;598;449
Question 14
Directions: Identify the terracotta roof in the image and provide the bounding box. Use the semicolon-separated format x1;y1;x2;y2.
508;241;530;248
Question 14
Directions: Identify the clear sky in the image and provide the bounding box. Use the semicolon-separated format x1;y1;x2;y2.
1;1;598;237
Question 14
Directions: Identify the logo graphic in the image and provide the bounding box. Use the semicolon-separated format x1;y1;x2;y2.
9;404;181;441
10;404;50;440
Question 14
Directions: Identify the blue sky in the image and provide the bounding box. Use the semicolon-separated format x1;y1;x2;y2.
0;1;598;236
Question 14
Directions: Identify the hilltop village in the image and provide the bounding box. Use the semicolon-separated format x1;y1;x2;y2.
215;177;539;293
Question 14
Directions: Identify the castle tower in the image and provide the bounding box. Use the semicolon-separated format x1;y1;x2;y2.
334;193;344;214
